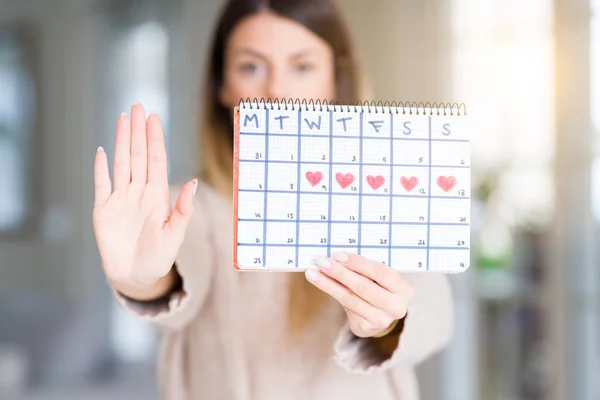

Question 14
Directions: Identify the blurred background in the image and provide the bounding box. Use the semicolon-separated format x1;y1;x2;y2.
0;0;598;399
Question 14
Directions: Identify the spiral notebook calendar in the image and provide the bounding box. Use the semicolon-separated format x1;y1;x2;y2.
232;99;470;273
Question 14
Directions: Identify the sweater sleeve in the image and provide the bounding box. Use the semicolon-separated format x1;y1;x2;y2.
109;181;216;331
332;272;454;374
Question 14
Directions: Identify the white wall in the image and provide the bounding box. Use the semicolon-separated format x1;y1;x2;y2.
340;0;452;102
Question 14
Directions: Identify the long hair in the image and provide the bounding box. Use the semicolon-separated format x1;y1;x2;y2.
199;0;368;335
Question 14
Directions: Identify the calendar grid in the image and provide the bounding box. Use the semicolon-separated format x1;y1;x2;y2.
238;159;469;169
388;112;394;265
262;108;269;268
238;243;470;250
234;104;470;272
238;218;468;226
426;115;432;270
357;112;364;255
327;110;334;257
295;108;302;268
240;131;468;143
238;188;470;200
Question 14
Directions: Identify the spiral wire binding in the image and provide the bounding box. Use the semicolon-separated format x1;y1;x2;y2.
238;97;466;116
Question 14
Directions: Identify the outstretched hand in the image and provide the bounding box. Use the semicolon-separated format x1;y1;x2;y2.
93;103;196;296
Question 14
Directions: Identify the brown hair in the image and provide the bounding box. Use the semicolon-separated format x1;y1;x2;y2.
199;0;367;334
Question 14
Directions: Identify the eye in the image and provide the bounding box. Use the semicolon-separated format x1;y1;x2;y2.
296;63;315;73
239;63;258;73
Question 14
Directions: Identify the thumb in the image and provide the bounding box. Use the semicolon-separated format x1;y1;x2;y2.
167;179;197;238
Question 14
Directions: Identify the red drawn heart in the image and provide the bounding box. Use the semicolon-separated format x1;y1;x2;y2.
436;176;457;192
366;175;385;190
335;172;355;189
400;176;419;192
305;171;323;187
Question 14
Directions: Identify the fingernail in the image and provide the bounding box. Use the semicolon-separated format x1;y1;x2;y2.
148;111;158;116
192;179;198;195
314;256;331;270
305;269;320;282
97;146;104;153
120;112;128;117
332;252;348;262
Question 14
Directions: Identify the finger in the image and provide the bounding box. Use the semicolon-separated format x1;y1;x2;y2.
147;112;168;186
94;146;111;207
332;252;407;293
315;256;402;316
113;112;131;190
305;269;379;322
167;179;198;239
130;103;148;184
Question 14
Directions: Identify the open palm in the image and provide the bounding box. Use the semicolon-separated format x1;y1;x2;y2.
93;103;196;288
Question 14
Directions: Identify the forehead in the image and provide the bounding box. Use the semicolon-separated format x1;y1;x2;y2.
226;11;331;58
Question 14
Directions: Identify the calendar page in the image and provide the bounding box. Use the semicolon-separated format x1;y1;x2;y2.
232;100;470;273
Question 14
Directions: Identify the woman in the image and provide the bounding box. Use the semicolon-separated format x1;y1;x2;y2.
92;0;453;399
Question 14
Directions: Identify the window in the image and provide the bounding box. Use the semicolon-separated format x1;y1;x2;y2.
450;0;555;229
0;26;36;234
113;20;171;152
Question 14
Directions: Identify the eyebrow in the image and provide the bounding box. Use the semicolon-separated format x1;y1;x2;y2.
231;47;318;61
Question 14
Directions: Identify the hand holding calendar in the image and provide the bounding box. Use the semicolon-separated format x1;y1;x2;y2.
233;99;470;273
306;251;415;337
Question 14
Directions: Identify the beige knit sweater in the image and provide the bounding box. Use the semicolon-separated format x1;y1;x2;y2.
112;180;454;400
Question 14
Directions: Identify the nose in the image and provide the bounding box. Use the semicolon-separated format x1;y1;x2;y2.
266;68;287;100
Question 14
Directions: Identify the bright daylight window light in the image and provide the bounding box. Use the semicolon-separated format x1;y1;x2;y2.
450;0;554;229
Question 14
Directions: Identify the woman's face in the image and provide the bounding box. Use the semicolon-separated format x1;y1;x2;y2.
219;11;336;108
